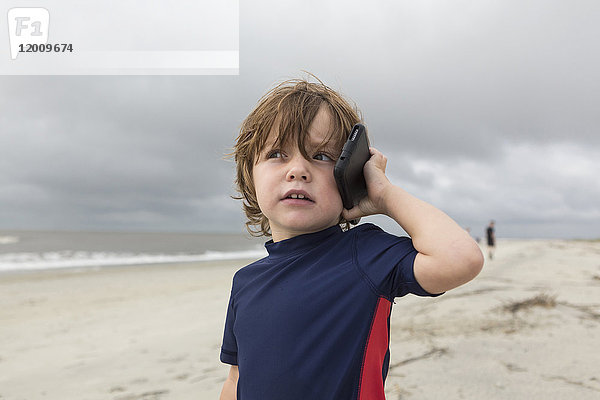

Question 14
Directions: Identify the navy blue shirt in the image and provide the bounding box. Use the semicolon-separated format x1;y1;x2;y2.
220;223;440;400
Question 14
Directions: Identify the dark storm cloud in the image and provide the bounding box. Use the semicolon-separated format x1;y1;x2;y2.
243;0;600;155
0;76;248;231
1;1;599;237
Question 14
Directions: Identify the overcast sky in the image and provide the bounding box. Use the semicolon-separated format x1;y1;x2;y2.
1;0;600;239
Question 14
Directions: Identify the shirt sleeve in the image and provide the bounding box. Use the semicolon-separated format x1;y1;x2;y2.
220;287;238;365
354;224;441;298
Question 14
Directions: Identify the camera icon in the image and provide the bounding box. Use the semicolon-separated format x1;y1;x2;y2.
7;8;50;60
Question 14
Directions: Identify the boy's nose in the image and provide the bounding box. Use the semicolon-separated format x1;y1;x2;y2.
286;155;311;182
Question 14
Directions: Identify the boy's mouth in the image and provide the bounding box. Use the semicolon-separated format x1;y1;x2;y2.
282;190;314;202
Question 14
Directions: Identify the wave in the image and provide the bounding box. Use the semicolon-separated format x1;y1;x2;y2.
0;236;20;245
0;248;267;272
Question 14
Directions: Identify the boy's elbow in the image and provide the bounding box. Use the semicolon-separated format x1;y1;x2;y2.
467;245;484;280
444;239;484;286
459;241;484;281
416;240;484;294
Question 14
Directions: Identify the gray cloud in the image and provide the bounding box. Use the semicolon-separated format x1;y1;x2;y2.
1;1;599;238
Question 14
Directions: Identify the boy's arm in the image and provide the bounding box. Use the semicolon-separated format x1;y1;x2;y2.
219;366;239;400
342;148;484;294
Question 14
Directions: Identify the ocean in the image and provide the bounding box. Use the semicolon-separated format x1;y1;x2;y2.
0;230;267;273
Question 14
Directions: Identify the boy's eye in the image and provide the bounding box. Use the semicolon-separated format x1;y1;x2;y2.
267;150;283;159
313;153;334;162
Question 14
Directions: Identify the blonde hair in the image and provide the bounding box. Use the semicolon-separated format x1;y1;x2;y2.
232;76;362;236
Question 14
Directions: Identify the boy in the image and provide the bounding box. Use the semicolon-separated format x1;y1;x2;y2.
220;78;483;399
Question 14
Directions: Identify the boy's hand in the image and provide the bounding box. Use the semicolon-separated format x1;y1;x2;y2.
342;147;393;221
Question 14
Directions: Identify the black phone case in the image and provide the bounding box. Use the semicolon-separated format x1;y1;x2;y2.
334;123;370;210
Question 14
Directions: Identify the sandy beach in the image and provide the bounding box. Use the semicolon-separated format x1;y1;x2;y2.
1;239;599;399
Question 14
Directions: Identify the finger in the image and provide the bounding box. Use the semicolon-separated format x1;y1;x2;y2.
342;206;363;221
367;147;387;172
369;147;386;157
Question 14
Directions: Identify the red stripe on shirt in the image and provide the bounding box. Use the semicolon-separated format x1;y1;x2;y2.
358;297;391;400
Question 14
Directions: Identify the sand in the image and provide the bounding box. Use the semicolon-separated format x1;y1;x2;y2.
1;239;599;399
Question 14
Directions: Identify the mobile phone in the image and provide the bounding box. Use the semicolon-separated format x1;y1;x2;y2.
334;123;371;210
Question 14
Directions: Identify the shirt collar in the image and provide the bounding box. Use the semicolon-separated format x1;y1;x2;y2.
265;225;343;258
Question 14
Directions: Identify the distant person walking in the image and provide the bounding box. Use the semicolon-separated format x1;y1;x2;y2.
486;220;496;259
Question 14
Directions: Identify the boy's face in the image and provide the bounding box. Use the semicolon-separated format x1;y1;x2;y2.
253;106;344;242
